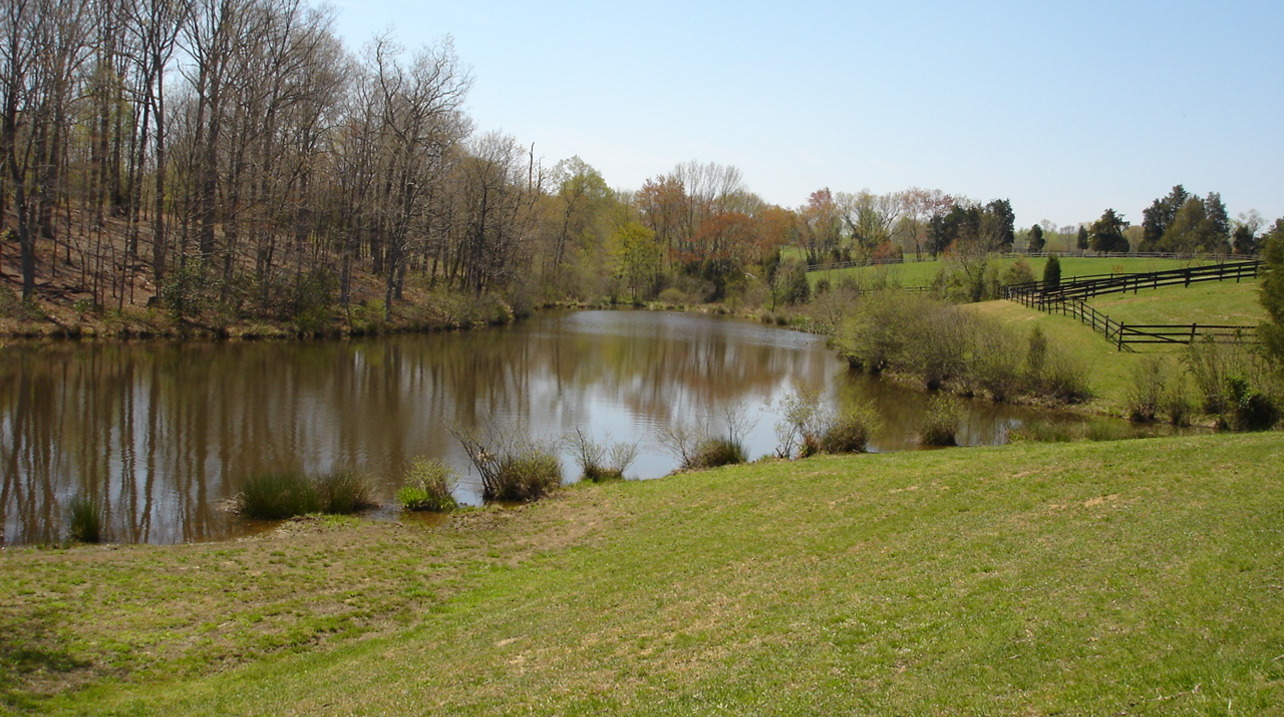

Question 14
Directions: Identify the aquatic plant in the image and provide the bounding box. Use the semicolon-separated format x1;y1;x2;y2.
67;494;102;543
397;459;458;512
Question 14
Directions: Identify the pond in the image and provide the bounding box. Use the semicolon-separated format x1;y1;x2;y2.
2;309;1123;545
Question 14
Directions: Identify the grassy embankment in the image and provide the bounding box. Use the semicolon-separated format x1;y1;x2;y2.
968;278;1265;414
3;432;1282;714
809;256;1209;289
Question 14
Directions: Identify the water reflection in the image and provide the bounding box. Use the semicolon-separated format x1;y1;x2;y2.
1;310;1134;545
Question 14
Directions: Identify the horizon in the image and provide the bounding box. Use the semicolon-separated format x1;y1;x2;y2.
328;0;1284;231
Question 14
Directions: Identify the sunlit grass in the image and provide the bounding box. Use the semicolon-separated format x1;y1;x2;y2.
8;433;1282;714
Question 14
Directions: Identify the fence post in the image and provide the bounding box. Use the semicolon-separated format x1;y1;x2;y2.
1118;322;1125;351
1190;323;1197;344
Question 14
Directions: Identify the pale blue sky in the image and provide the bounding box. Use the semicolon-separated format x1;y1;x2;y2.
331;0;1284;229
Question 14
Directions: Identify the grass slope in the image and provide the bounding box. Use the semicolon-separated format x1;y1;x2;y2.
9;434;1283;715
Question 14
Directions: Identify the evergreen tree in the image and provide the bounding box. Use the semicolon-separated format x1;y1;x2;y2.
1089;209;1130;253
1076;226;1089;250
1043;254;1061;290
1027;224;1045;252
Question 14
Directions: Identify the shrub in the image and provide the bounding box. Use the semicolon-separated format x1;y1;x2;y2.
1224;376;1280;431
67;494;102;543
491;448;563;501
568;428;638;482
397;459;458;512
686;437;747;470
1125;356;1167;422
454;428;563;502
818;403;881;454
919;395;961;446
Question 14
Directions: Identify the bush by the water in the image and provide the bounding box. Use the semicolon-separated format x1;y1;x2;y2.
818;403;881;454
397;459;458;512
919;395;961;446
454;428;563;502
489;448;562;501
67;494;102;543
685;437;747;470
568;428;639;482
831;291;1091;403
236;471;373;520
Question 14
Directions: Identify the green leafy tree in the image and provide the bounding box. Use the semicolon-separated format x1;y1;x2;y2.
1076;226;1089;250
1260;219;1284;363
1088;209;1130;253
1161;195;1231;253
611;222;663;302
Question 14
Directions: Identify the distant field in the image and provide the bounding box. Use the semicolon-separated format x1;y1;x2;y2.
808;256;1212;289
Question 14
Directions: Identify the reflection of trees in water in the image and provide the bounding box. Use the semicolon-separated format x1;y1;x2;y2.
4;311;1057;545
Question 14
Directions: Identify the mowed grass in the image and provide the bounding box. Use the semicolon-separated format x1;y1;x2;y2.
1086;279;1265;327
810;256;1208;289
9;433;1284;714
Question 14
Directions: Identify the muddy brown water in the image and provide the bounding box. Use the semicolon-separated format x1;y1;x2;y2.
1;310;1152;545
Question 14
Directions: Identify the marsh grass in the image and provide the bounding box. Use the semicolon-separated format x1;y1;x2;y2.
237;473;323;520
315;471;375;514
66;495;102;544
236;471;374;520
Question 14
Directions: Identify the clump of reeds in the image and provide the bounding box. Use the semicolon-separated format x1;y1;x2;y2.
236;470;374;520
397;459;458;512
67;494;102;543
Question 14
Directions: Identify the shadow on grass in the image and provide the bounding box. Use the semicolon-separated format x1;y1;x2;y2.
0;612;93;710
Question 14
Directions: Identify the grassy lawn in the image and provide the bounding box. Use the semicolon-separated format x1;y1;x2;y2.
6;433;1283;714
810;256;1214;289
1086;279;1265;327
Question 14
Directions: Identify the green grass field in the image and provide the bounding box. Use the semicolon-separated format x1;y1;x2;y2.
1086;279;1265;327
809;256;1213;289
6;433;1283;714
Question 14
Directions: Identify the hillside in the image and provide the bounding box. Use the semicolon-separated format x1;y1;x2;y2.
5;433;1282;714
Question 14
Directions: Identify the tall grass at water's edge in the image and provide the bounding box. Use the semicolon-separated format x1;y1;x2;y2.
236;471;374;520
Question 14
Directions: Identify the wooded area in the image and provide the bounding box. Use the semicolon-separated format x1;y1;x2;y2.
1;0;1277;331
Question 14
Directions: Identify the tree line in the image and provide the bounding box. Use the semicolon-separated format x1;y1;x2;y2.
2;0;1278;327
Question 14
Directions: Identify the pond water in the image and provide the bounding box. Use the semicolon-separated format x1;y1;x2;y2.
2;310;1132;545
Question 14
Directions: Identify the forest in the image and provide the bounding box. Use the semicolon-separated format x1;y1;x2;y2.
2;0;1279;334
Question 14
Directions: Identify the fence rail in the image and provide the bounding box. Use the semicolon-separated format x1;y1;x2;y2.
1004;260;1263;303
807;250;1246;274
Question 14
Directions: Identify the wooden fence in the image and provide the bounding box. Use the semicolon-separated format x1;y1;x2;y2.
1005;261;1263;350
1004;260;1262;303
807;250;1241;274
